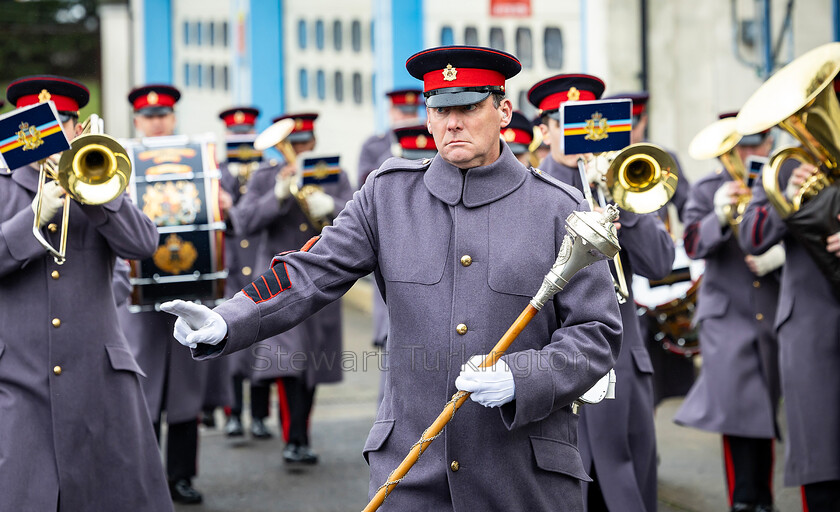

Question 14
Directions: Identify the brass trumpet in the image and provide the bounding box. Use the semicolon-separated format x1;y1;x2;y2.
33;114;131;264
254;118;330;232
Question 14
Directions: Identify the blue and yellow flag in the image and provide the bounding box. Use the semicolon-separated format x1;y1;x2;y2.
560;99;632;155
0;102;70;170
301;156;341;186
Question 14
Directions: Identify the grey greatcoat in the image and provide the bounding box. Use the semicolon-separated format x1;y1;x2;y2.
228;162;355;387
193;145;623;511
675;169;780;439
739;163;840;486
0;165;173;511
541;156;672;512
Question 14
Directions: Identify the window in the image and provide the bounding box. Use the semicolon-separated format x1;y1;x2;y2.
334;71;344;102
196;63;203;88
191;63;199;87
221;22;229;47
465;27;478;45
208;64;216;89
352;72;363;104
209;22;216;46
183;63;191;86
351;20;362;52
370;20;375;49
544;27;564;69
315;20;325;50
299;69;309;98
222;66;229;91
489;27;505;51
317;69;326;100
440;26;454;45
191;22;200;45
298;19;307;49
196;21;203;45
333;20;343;51
516;28;533;69
183;21;190;45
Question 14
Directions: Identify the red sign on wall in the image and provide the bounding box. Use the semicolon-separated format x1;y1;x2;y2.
490;0;531;17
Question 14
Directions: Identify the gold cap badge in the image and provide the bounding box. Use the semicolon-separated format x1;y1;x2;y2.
147;91;159;105
416;134;428;148
405;92;416;104
233;110;245;124
503;128;516;142
38;89;51;103
295;119;304;130
443;64;457;82
567;87;580;101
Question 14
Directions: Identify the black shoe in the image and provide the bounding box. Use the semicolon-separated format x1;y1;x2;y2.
200;410;216;428
225;416;244;437
283;443;301;464
250;417;273;439
284;443;319;465
169;479;202;504
297;444;319;465
753;505;777;512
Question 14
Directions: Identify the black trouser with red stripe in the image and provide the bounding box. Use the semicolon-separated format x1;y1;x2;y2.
230;375;271;420
801;480;840;511
723;435;774;508
277;376;315;446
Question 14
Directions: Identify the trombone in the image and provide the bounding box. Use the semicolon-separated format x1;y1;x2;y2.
33;114;131;264
254;118;331;232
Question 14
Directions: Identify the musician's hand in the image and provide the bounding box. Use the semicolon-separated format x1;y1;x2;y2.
305;190;335;220
713;182;742;227
31;180;66;228
592;205;621;231
218;189;233;215
160;299;228;349
785;163;818;200
826;215;840;258
274;165;296;201
455;354;515;408
745;243;786;276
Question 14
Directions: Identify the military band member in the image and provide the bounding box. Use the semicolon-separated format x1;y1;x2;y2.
164;45;622;511
502;110;535;167
740;158;840;509
226;112;354;465
529;74;675;512
674;114;781;512
214;106;273;439
0;75;172;511
118;84;209;504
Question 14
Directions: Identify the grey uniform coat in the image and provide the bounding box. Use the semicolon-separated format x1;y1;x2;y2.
228;162;354;387
541;156;672;512
194;145;623;511
739;162;840;486
0;166;173;511
674;169;780;439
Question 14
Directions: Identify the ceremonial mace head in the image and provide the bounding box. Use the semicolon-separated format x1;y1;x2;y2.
530;205;621;310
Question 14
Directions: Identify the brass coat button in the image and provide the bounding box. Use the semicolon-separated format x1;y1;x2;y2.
53;366;62;375
242;266;252;276
52;318;61;328
240;239;250;249
753;281;761;288
300;223;308;232
456;323;468;335
48;223;58;233
450;460;460;472
756;313;764;321
51;270;60;280
460;255;472;267
239;185;247;195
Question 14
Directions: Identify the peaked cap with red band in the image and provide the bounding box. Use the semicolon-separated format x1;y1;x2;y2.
394;124;437;159
603;91;649;118
7;75;90;115
219;106;260;132
501;111;534;155
405;45;521;108
386;88;424;108
128;84;181;115
272;112;318;143
527;73;605;119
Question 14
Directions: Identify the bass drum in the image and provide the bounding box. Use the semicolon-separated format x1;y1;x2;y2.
632;239;704;357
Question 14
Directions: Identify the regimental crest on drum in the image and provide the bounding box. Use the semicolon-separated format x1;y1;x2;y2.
141;181;202;226
153;233;198;274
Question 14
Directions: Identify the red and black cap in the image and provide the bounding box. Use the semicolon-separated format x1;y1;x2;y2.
603;91;649;119
501;111;534;155
394;124;437;159
527;73;605;120
7;75;90;119
272;112;318;143
721;111;770;146
128;84;181;115
386;88;424;112
406;46;521;108
219;107;260;133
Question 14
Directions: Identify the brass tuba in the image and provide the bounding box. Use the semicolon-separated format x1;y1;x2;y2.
736;42;840;218
33;114;131;264
254;118;330;232
688;117;751;230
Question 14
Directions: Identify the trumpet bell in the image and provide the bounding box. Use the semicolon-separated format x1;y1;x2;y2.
254;118;296;151
57;133;131;205
606;143;679;214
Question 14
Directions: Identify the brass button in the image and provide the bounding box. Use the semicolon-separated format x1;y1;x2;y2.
450;460;460;472
756;313;764;321
753;281;761;288
240;239;250;249
51;270;60;280
47;223;58;233
242;266;252;276
300;223;308;232
456;323;468;335
460;255;472;267
53;366;62;376
239;185;247;195
51;318;61;328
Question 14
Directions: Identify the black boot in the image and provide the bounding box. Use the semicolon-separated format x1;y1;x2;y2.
250;417;273;439
225;415;244;437
169;479;202;504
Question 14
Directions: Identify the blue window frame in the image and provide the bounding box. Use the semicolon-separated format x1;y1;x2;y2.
440;26;454;45
315;20;325;50
299;68;309;98
317;69;326;100
298;19;307;49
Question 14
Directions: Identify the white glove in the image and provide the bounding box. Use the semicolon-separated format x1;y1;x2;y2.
274;172;294;201
160;299;228;349
31;180;65;228
745;243;786;276
455;354;515;408
305;191;335;220
713;182;736;227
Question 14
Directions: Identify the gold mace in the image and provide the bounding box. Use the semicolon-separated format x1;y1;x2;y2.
363;204;622;512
